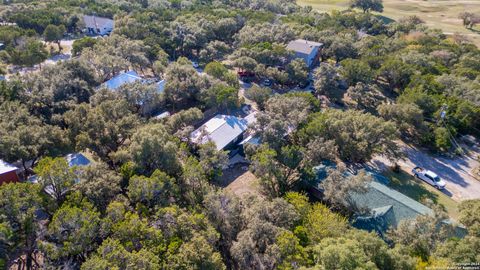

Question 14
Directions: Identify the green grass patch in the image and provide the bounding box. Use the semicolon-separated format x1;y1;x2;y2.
296;0;480;47
388;3;419;12
383;169;460;220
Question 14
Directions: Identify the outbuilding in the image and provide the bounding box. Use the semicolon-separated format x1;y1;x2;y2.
0;159;20;185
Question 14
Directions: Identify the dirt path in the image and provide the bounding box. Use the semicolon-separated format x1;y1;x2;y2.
372;143;480;202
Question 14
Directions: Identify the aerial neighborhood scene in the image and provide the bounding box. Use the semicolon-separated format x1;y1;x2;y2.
1;0;480;268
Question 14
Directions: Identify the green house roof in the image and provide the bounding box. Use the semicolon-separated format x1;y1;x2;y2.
311;163;434;234
351;181;434;234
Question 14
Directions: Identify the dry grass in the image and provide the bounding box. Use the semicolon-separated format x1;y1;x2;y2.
225;170;262;198
296;0;480;46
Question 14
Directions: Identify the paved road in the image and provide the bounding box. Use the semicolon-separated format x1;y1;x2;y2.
372;143;480;202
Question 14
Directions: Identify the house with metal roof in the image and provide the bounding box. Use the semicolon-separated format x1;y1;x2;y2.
190;114;250;151
104;71;143;90
286;39;323;68
29;153;92;185
103;71;167;95
83;15;114;36
0;159;20;185
66;153;91;168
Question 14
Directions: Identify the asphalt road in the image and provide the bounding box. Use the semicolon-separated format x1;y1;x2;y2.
373;143;480;202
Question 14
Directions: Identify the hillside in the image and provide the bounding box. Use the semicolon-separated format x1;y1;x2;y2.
297;0;480;46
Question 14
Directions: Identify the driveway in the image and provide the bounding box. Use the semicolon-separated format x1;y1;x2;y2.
372;143;480;202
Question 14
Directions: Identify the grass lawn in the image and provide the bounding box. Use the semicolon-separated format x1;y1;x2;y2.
296;0;480;46
383;169;460;221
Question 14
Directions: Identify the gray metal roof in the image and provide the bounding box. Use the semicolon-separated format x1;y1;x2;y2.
83;15;113;29
190;115;249;150
286;39;323;55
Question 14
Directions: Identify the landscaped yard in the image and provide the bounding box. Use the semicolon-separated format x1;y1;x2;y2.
296;0;480;46
384;169;460;220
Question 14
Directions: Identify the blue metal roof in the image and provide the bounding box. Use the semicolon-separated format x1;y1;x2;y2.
104;71;142;90
66;153;91;167
157;79;165;94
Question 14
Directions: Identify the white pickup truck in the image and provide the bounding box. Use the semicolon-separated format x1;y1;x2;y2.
412;167;446;190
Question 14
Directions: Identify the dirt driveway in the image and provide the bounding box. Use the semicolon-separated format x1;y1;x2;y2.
373;143;480;202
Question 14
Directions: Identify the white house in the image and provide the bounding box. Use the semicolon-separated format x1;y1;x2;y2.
190;115;250;151
286;39;323;68
83;15;114;36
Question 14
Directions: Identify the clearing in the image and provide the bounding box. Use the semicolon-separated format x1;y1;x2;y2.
296;0;480;46
221;163;262;198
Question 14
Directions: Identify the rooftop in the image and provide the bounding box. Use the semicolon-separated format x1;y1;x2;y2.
0;159;18;175
286;39;323;55
153;111;170;119
351;181;433;229
83;15;114;28
190;115;249;150
66;153;91;167
312;162;433;233
243;112;257;126
157;79;166;94
104;71;142;90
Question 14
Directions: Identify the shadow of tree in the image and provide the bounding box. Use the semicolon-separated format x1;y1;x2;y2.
385;169;440;204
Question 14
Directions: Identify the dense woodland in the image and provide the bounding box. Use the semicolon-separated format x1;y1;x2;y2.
1;0;480;269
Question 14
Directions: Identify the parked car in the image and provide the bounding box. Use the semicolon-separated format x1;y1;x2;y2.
263;79;272;87
192;61;199;68
412;167;446;189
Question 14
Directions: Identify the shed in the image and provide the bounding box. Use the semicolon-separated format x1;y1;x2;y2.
153;111;171;119
0;159;20;185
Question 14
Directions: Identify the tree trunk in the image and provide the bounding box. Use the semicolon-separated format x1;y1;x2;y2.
25;237;32;270
21;160;29;181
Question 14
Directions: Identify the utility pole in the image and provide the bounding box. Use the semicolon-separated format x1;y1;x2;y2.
438;104;464;155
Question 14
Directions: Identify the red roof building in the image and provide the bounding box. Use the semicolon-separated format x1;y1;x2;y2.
0;159;20;185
